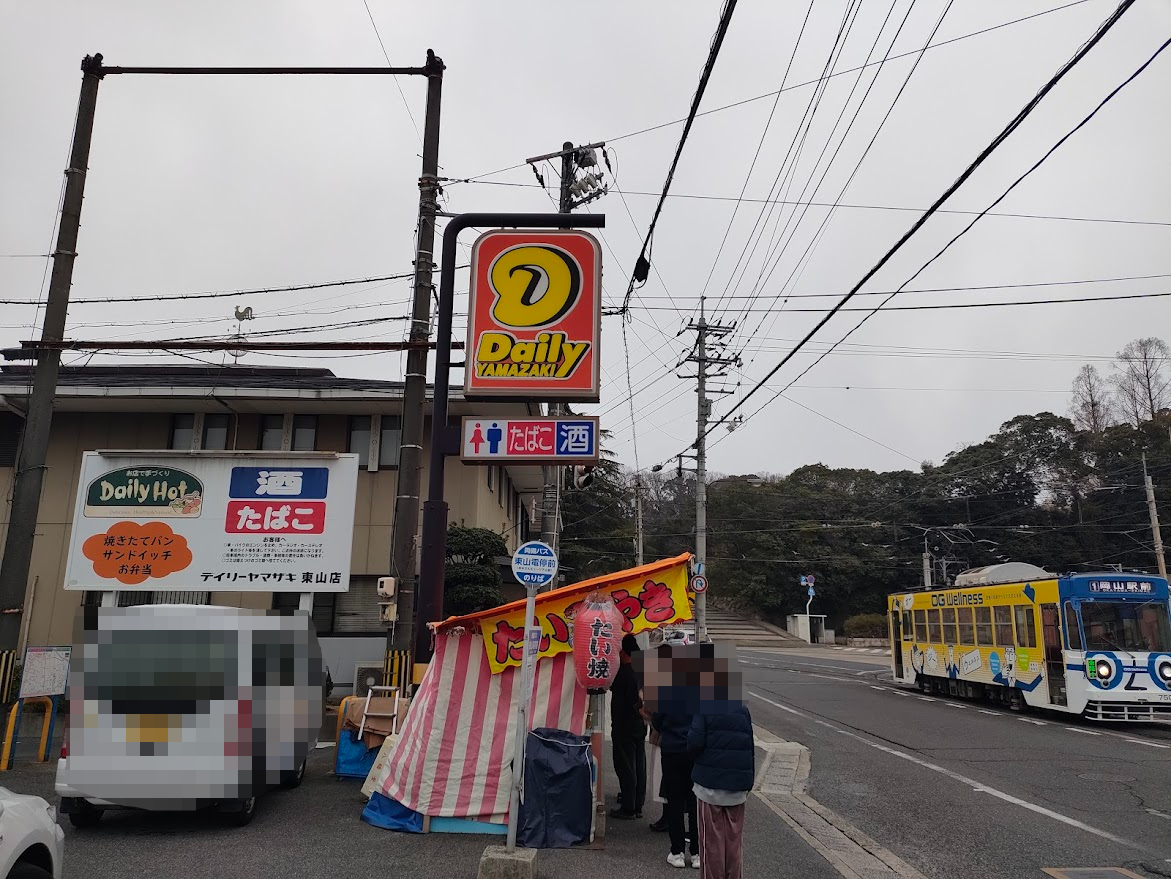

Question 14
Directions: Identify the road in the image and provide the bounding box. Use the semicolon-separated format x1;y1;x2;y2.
6;647;1171;877
740;647;1171;878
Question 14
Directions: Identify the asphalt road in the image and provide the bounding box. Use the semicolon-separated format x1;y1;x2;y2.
739;647;1171;879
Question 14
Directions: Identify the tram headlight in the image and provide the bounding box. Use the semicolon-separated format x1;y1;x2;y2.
1093;657;1114;680
1156;658;1171;683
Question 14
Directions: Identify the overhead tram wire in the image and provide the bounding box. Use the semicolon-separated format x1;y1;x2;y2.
447;1;1095;189
656;0;1140;469
696;0;817;306
708;0;867;321
766;24;1171;412
618;0;739;315
731;0;951;347
715;0;919;326
360;0;422;144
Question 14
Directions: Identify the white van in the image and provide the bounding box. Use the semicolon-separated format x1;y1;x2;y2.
56;604;324;827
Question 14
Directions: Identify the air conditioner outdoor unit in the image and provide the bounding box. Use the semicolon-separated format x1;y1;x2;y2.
353;662;384;699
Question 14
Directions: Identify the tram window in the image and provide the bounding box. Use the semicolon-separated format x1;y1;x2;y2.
1014;605;1038;649
941;608;958;644
902;611;912;639
913;610;927;642
957;607;975;645
975;607;993;646
928;609;942;643
1064;602;1082;650
993;605;1014;646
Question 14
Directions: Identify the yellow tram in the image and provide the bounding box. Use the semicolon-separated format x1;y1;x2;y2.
888;563;1171;722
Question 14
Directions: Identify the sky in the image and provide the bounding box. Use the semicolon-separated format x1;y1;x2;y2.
2;0;1169;479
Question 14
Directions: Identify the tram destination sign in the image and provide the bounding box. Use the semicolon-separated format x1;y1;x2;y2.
460;416;600;465
1088;579;1154;594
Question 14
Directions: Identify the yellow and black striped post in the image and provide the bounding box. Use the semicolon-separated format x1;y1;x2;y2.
0;651;17;704
383;649;412;696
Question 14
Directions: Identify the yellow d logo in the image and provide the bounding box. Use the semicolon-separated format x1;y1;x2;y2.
488;244;582;328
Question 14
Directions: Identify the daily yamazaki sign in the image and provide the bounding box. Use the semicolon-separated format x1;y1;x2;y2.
464;229;602;402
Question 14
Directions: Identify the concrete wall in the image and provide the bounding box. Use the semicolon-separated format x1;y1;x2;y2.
0;408;535;652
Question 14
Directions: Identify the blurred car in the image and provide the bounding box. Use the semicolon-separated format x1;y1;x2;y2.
0;787;64;879
662;628;693;646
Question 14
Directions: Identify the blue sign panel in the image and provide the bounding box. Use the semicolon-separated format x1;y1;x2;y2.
512;541;558;588
555;421;597;458
229;467;330;500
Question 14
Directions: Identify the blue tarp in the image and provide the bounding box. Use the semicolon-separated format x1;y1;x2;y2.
361;791;424;833
335;729;378;779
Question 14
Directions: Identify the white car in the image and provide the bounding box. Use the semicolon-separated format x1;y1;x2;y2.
0;787;64;879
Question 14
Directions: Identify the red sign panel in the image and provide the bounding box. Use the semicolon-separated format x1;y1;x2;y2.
224;501;326;534
464;229;602;402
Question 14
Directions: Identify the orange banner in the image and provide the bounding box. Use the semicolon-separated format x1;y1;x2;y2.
476;557;692;674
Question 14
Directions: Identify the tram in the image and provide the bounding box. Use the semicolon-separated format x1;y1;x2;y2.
888;563;1171;722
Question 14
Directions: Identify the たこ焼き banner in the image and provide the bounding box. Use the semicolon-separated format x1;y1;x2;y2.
63;452;359;592
477;559;691;674
464;229;602;402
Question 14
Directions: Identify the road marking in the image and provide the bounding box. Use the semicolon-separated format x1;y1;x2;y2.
918;696;935;702
855;670;873;676
814;720;839;730
827;725;1151;852
1146;807;1171;820
749;691;810;719
944;703;967;709
870;685;888;691
1066;727;1102;735
978;709;1002;716
1124;738;1171;749
1019;718;1047;726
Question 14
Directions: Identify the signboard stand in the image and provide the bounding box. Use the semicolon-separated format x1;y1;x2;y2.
0;645;71;772
506;541;558;853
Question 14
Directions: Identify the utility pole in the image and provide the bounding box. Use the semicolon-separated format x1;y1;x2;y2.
684;298;737;643
1142;453;1168;579
0;54;104;680
525;140;608;556
388;50;444;669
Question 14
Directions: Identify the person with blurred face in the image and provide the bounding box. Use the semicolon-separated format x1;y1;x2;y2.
610;634;647;819
651;647;699;869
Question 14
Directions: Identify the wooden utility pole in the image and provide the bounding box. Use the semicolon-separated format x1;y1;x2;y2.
0;54;105;685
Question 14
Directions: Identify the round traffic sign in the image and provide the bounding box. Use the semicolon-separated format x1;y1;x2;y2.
512;540;558;588
690;575;708;594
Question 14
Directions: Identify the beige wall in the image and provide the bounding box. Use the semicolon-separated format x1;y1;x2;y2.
0;409;534;651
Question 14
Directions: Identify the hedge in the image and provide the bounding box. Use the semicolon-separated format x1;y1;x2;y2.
843;613;888;639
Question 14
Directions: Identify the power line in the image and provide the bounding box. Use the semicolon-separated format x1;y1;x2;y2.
673;0;1139;465
619;0;739;314
360;0;422;144
452;1;1095;186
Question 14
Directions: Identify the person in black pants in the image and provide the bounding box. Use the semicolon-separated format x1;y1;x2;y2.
610;635;647;819
652;708;698;868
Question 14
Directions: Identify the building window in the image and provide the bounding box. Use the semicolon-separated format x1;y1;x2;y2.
202;413;230;451
170;414;195;450
292;415;316;451
487;465;495;491
379;416;402;467
272;578;383;635
260;415;284;450
348;416;372;467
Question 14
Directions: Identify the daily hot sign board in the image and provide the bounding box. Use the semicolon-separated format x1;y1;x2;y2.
64;451;359;592
464;229;602;402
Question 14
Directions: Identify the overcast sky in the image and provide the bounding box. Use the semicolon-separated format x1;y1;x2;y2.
2;1;1169;478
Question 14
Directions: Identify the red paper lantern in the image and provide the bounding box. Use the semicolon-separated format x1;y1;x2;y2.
572;593;623;694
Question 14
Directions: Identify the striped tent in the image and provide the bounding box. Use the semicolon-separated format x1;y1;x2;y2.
379;629;589;822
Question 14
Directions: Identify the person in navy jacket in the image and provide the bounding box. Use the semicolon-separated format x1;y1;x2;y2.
687;700;754;879
651;702;699;868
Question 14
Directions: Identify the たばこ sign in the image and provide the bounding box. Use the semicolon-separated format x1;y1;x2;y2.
464;229;601;402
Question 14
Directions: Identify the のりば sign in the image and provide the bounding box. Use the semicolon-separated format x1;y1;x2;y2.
64;451;359;592
464;229;602;402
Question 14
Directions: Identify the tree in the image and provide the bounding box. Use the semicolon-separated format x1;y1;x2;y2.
1111;337;1171;426
1070;364;1114;433
444;526;507;617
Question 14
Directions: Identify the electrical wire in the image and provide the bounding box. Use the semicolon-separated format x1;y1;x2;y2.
618;0;739;314
360;0;422;144
666;0;1139;466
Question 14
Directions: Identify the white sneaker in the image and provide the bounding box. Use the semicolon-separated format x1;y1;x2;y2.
667;853;687;869
690;854;701;869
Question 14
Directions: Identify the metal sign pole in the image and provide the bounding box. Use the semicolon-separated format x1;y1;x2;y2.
506;581;539;853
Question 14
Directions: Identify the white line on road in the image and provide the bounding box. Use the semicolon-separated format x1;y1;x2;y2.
1125;738;1171;749
1065;727;1102;735
749;691;810;719
977;709;1002;716
943;703;967;709
825;723;1152;852
1018;718;1047;726
1146;808;1171;820
918;696;936;702
870;685;888;691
